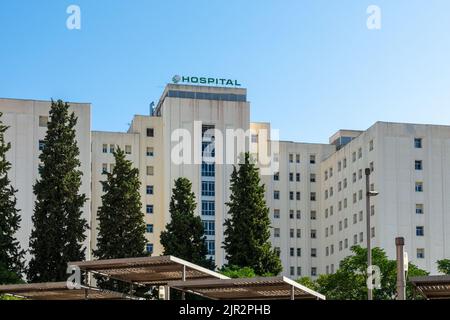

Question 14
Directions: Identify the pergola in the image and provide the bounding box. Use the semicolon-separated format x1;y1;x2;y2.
410;275;450;300
0;282;137;300
69;255;230;286
169;276;326;300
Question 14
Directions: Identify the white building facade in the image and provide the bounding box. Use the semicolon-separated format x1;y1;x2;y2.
2;84;450;277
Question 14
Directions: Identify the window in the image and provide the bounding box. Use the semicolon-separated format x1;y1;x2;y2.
273;172;279;181
352;152;356;162
146;185;154;195
338;181;342;192
146;166;154;176
297;248;301;257
310;192;316;201
359;211;363;221
371;205;375;216
369;140;374;151
110;163;115;173
146;224;154;233
310;174;316;183
339;221;342;231
110;144;115;153
354;234;358;245
324;170;328;181
343;158;347;168
274;228;280;238
330;245;334;254
352;172;357;183
325;208;329;219
289;192;294;201
371;227;375;238
310;211;317;220
416;226;424;236
39;140;45;151
39;116;48;127
311;249;317;258
296;229;301;238
358;148;362;159
146;205;154;214
201;200;215;216
358;169;363;180
290;229;294;238
296;154;300;163
289;154;294;163
329;187;334;197
274;209;280;219
201;181;215;196
414;138;422;148
201;163;215;177
102;163;108;173
296;173;300;182
147;128;154;137
359;232;364;243
417;248;425;259
123;145;131;155
359;190;363;200
251;134;258;143
415;160;423;170
344;238;348;249
329;167;333;177
146;243;154;254
339;241;343;251
343;178;347;189
289;210;294;219
311;268;317;276
370;162;374;172
289;173;294;182
338;161;342;172
274;190;280;200
202;221;215;236
296;210;301;219
290;248;295;257
353;193;357;203
146;147;154;157
311;230;317;239
297;267;302;276
102;144;108;153
310;155;316;164
416;204;424;214
353;214;357;224
296;192;301;201
206;241;215;256
290;267;295;276
274;247;281;257
415;182;423;192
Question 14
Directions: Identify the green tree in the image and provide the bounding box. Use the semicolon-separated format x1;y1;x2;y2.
0;112;25;285
220;266;256;279
437;259;450;275
160;177;214;269
27;100;88;283
301;246;428;300
94;148;147;290
223;153;282;276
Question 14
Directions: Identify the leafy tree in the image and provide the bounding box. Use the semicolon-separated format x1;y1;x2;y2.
27;100;88;283
220;266;256;279
437;259;450;275
223;153;282;276
0;112;25;285
160;177;214;269
94;148;147;290
299;246;428;300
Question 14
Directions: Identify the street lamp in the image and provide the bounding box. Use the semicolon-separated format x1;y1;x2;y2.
365;168;379;300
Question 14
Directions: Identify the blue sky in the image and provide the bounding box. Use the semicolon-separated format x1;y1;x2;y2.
1;0;450;143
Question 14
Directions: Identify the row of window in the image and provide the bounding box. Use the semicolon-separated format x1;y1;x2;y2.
273;172;316;183
101;164;155;176
287;154;316;164
273;191;316;201
273;209;316;220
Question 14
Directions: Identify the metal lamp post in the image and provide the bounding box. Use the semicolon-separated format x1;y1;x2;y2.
365;168;379;300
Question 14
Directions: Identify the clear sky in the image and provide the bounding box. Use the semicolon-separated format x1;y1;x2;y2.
1;0;450;143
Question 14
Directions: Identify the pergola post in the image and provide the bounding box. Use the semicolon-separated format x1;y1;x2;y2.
181;265;186;300
290;285;295;300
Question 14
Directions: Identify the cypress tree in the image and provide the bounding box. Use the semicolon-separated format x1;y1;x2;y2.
160;177;214;269
27;100;88;283
223;153;282;276
0;112;25;284
94;148;147;290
